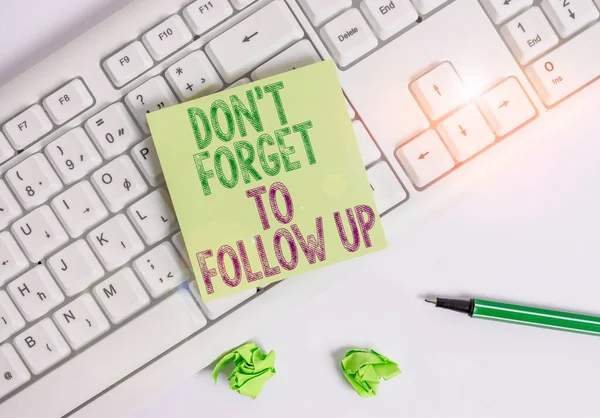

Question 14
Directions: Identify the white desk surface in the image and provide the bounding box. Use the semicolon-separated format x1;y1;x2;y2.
3;1;600;417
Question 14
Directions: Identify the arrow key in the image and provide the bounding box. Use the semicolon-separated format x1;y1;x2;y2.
541;0;599;38
396;130;455;189
480;0;533;24
127;188;178;245
133;242;190;298
438;104;496;162
478;77;536;137
410;61;467;121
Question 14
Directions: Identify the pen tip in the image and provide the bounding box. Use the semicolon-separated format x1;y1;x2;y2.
424;298;437;304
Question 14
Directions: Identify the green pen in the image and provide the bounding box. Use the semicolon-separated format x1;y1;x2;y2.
425;297;600;336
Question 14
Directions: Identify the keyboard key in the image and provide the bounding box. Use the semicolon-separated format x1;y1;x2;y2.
103;41;154;88
501;7;559;64
133;242;190;298
0;232;28;286
189;280;256;319
172;231;191;266
0;180;22;230
42;79;94;125
366;161;407;214
165;51;223;101
47;240;104;297
11;206;68;263
125;76;178;133
321;9;378;67
142;15;192;61
0;344;30;399
478;77;536;136
541;0;598;38
0;291;26;343
360;0;418;40
437;104;496;161
183;0;233;35
127;188;177;245
6;154;62;210
93;268;150;324
251;40;321;80
53;294;110;350
91;155;148;212
51;181;108;238
206;0;304;83
480;0;533;24
131;138;164;187
3;105;53;151
87;215;145;271
84;102;142;159
410;61;467;120
396;130;455;188
8;266;64;322
45;128;103;184
527;23;600;105
230;0;255;9
298;0;352;26
0;290;205;416
0;132;15;164
353;120;380;166
411;0;450;14
14;319;71;375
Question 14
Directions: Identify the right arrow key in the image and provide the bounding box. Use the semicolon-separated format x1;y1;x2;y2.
478;77;536;137
396;129;455;189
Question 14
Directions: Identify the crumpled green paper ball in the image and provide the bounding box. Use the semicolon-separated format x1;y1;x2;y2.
341;349;401;398
212;342;276;399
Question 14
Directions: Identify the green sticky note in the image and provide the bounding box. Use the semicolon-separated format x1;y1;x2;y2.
212;342;276;399
341;349;401;397
147;60;387;301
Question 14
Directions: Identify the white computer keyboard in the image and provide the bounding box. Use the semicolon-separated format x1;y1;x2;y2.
1;0;599;416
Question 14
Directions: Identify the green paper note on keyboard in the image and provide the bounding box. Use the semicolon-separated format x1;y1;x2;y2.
147;60;387;301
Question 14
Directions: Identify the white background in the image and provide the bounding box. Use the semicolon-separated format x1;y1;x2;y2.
2;1;600;417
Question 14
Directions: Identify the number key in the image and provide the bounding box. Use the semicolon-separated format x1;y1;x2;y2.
84;103;142;159
45;128;102;184
6;154;63;210
541;0;599;38
501;7;559;64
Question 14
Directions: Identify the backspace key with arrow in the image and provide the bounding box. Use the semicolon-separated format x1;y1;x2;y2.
205;0;304;83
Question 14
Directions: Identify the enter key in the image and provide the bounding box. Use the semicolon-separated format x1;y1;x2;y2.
527;22;600;106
